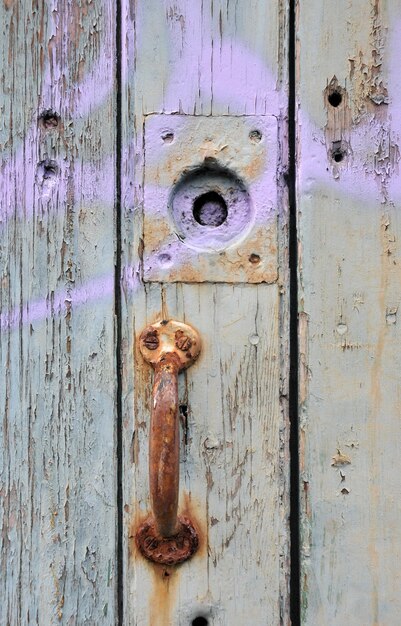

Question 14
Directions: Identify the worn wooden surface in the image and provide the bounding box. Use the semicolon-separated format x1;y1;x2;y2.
0;1;117;624
297;0;401;622
120;1;290;624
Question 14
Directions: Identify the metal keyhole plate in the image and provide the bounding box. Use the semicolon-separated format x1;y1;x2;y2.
143;114;278;284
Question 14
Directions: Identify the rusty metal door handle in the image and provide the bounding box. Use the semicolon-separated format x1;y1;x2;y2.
135;319;201;565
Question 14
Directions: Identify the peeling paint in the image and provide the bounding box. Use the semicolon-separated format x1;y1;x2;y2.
331;450;352;468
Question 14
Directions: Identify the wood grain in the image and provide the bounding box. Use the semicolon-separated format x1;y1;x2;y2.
0;2;117;623
297;0;401;622
120;1;290;624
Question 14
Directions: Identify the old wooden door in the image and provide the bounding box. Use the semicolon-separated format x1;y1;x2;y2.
2;0;401;625
1;0;290;624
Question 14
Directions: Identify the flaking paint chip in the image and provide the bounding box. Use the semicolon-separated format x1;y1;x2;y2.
331;450;352;467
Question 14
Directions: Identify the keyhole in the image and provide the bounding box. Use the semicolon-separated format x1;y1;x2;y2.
193;191;228;227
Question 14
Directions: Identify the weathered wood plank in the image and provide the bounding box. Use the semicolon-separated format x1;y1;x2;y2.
297;0;401;622
0;2;117;623
120;1;290;624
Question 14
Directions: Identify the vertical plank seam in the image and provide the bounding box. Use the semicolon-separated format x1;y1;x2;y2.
115;0;124;622
288;0;301;623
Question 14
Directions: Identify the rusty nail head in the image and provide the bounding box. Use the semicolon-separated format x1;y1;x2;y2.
175;329;193;352
140;320;201;370
143;329;159;350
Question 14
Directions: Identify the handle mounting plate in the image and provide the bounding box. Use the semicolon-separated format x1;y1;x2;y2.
139;319;201;370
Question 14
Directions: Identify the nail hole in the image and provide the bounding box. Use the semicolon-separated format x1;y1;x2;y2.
158;253;173;268
328;91;342;107
191;618;209;626
39;159;59;179
39;110;60;129
249;253;261;265
36;159;59;197
331;141;345;163
193;191;228;227
332;150;345;163
161;130;174;144
249;129;262;143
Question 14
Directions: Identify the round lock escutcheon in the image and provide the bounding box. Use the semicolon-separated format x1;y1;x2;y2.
169;164;254;252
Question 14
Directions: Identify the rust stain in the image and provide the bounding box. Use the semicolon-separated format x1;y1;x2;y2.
179;492;207;561
143;217;171;254
241;151;265;180
149;561;179;626
129;495;206;626
143;226;278;284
